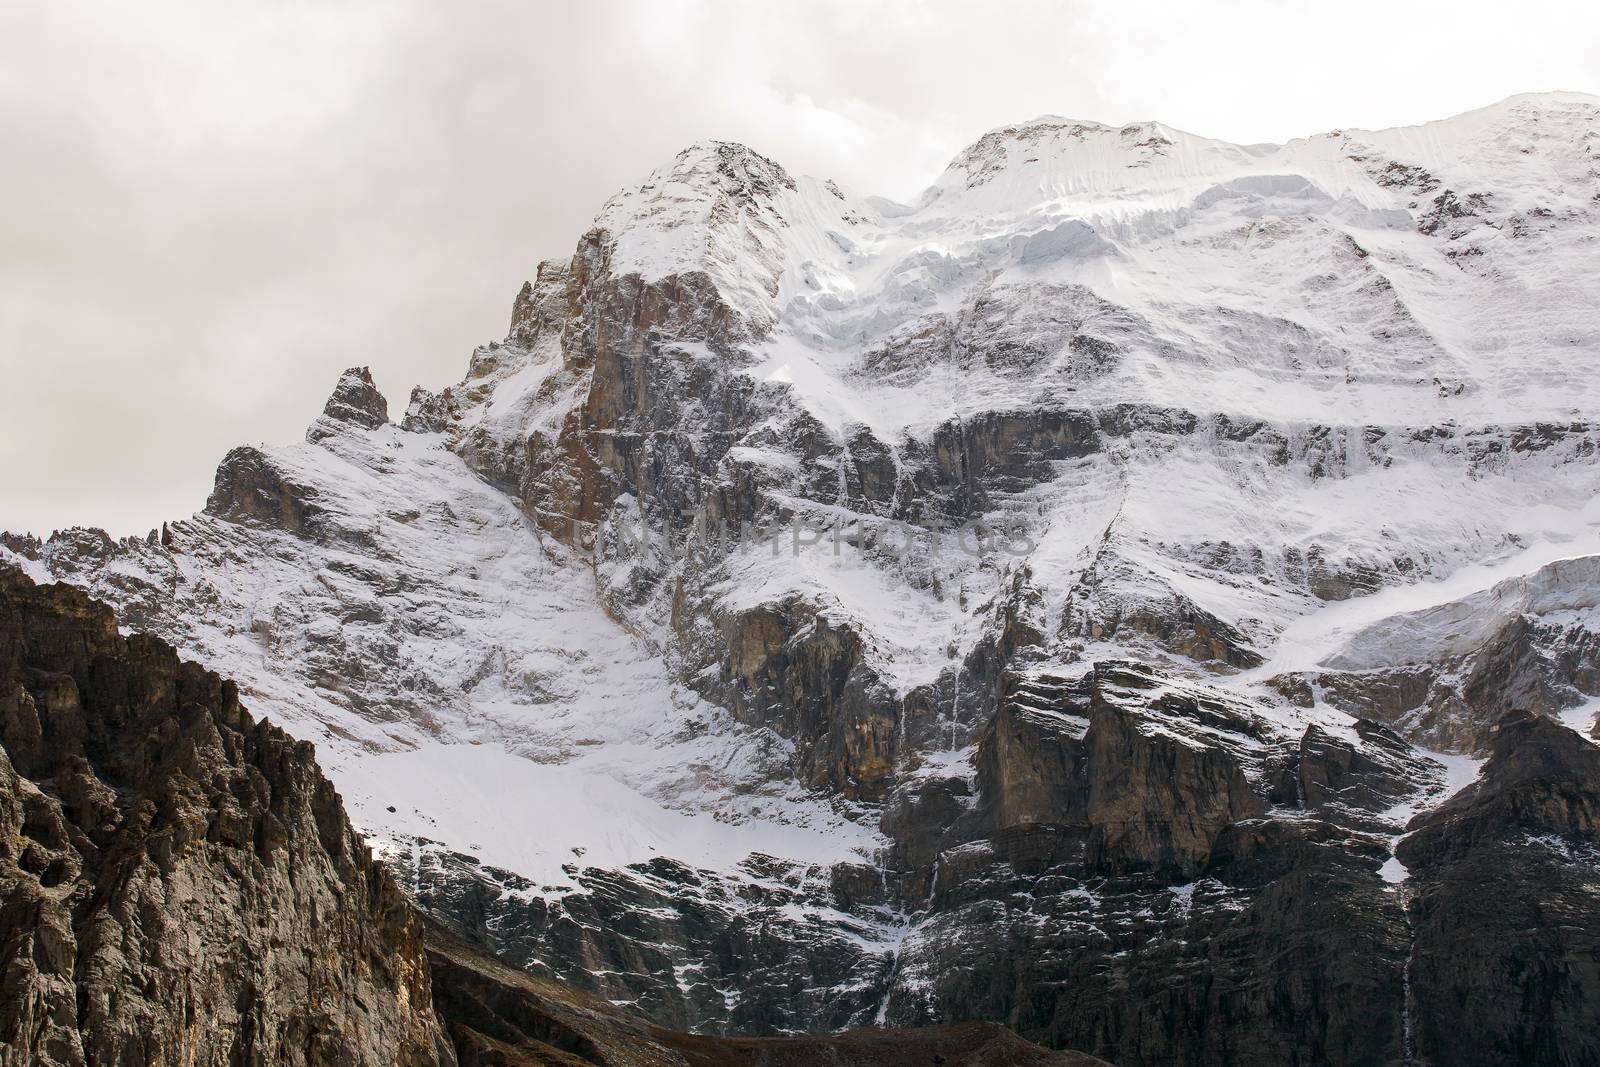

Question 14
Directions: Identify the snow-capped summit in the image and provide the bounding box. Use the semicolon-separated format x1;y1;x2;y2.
919;115;1264;221
592;138;870;331
594;140;798;255
574;92;1597;435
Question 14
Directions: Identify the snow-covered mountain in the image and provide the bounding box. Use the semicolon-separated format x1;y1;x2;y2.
6;91;1600;1064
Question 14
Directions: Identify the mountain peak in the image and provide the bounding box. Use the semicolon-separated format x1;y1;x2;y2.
307;366;389;443
672;139;795;182
1488;88;1600;110
916;113;1259;220
588;140;824;331
614;139;797;215
940;115;1201;188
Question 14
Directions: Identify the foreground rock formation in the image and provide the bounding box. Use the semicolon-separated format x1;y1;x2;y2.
0;568;453;1066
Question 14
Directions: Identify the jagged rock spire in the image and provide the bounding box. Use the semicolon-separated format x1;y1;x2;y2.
401;386;450;433
307;366;389;443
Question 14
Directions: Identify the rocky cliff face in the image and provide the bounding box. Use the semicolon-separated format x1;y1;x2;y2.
6;92;1600;1065
0;568;455;1067
1395;709;1600;1066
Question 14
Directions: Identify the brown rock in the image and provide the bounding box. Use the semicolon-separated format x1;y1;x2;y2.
0;568;455;1067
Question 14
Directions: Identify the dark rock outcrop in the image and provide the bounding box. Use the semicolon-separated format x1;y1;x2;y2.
427;923;1110;1067
711;603;898;796
1283;719;1436;828
1396;710;1600;1067
205;444;323;535
854;664;1600;1066
308;365;391;441
403;386;453;433
975;664;1266;878
0;568;455;1066
405;847;896;1037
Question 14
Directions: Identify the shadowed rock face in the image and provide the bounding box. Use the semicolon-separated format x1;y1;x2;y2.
864;664;1411;1064
425;923;1110;1067
973;665;1266;879
0;568;455;1067
1396;710;1600;1067
712;602;897;796
206;444;325;535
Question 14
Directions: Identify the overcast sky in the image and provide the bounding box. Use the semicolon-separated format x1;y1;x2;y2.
2;0;1597;536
